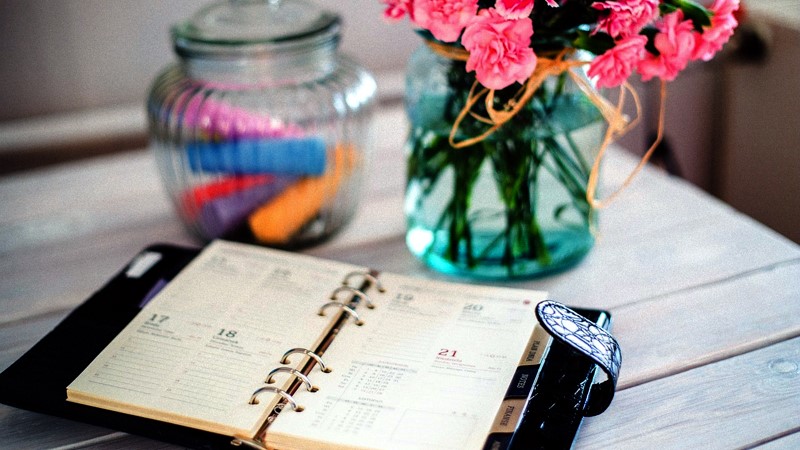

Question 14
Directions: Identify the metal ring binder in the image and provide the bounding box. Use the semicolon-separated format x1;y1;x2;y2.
343;270;386;293
248;386;303;412
231;437;268;449
280;348;332;373
318;301;364;326
330;285;375;309
266;367;318;392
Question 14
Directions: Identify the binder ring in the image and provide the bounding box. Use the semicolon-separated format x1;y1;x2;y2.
249;386;304;412
266;367;319;392
280;348;332;373
343;271;386;293
330;286;375;309
231;438;269;449
318;301;364;326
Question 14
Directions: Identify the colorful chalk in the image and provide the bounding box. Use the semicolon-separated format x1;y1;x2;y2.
187;137;327;176
198;176;296;238
248;145;357;244
181;174;274;219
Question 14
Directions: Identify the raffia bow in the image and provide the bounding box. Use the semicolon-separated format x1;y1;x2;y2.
426;41;666;210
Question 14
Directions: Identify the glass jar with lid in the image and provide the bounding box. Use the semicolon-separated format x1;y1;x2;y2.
148;0;376;248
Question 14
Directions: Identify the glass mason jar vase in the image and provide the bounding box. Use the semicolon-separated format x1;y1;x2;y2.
404;43;605;279
148;0;376;248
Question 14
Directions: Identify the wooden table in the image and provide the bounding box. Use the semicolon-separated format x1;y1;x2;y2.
1;105;799;449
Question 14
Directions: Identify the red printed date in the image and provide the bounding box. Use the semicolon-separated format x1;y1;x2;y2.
437;348;458;358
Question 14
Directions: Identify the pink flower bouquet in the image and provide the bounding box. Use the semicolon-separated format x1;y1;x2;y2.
385;0;739;89
388;0;739;278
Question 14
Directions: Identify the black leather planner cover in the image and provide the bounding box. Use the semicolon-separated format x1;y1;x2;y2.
507;309;611;449
0;244;612;450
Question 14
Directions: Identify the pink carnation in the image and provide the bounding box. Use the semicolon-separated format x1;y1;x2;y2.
495;0;560;19
692;0;739;61
382;0;414;22
593;0;659;38
495;0;534;19
414;0;480;43
637;11;696;82
461;8;537;90
588;35;647;88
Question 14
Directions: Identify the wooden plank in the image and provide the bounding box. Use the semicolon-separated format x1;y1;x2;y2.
1;104;798;449
4;313;798;449
4;104;780;296
5;244;797;448
533;210;800;309
575;337;800;449
612;260;800;388
596;152;733;247
0;215;195;322
0;407;127;450
0;105;740;260
0;405;185;449
10;240;786;396
754;432;800;449
0;110;408;319
0;106;406;254
1;107;796;357
0;405;184;450
0;168;405;322
59;433;183;449
310;210;800;311
0;151;167;251
313;192;406;252
308;249;800;391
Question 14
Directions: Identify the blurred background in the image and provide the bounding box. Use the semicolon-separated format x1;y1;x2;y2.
0;0;797;243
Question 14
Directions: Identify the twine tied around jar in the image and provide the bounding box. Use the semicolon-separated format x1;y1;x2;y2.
425;40;667;210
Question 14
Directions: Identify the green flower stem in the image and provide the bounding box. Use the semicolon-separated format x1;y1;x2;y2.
544;138;588;196
488;136;552;275
526;140;554;267
545;137;587;184
540;149;592;228
436;146;484;266
564;131;591;176
542;157;589;218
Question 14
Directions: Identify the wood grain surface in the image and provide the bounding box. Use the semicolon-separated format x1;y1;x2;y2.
1;105;798;449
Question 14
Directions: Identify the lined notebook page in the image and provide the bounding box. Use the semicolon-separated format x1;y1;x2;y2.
266;272;548;450
67;240;368;438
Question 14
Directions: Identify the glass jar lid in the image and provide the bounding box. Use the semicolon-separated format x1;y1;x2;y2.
173;0;340;58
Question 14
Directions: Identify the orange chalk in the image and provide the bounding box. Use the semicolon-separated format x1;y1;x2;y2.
247;144;357;244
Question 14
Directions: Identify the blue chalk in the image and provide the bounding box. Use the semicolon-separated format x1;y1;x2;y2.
187;137;327;176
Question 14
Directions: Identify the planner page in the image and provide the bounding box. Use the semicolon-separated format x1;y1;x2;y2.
266;272;548;450
67;240;368;438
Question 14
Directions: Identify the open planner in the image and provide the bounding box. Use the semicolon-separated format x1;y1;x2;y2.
0;240;619;450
